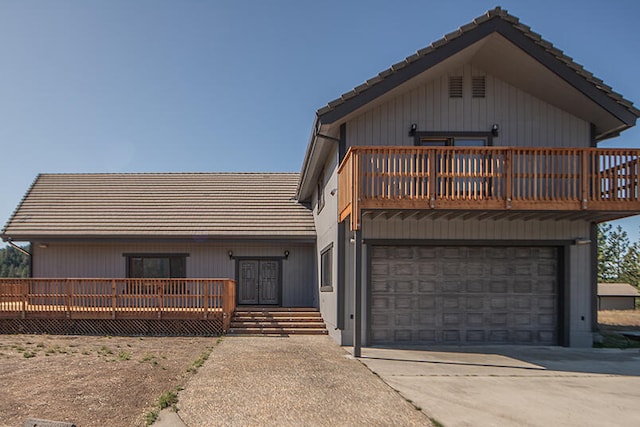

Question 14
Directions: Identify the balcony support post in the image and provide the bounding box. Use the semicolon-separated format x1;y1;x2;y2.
353;227;363;358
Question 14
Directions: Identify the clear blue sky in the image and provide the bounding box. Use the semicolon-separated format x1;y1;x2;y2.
1;0;640;242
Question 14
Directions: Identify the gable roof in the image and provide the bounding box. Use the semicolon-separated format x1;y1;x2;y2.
297;6;640;200
316;6;639;132
1;173;315;241
598;283;640;297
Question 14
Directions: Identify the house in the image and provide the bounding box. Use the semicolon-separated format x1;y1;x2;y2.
295;6;640;351
598;283;639;310
2;7;640;348
1;173;317;308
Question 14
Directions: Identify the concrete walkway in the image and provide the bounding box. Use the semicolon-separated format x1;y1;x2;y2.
357;346;640;427
173;336;431;426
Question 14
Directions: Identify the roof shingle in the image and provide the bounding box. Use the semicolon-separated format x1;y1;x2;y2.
1;173;315;240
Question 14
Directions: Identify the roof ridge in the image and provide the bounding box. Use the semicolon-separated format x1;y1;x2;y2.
315;6;639;120
36;172;300;176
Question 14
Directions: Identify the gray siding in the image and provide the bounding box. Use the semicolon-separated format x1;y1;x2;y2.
346;65;590;148
599;297;636;311
312;145;342;340
32;241;317;307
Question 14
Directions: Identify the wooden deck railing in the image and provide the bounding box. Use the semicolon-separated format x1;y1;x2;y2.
338;146;640;230
0;278;236;330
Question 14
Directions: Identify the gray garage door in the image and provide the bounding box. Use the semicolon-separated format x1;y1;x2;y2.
369;245;559;345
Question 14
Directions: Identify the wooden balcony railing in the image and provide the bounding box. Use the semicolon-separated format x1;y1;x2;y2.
0;278;237;331
338;146;640;230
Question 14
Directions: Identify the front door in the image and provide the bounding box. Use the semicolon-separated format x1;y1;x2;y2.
237;259;280;305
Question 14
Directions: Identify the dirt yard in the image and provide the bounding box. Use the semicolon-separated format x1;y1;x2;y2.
1;311;639;426
0;334;217;427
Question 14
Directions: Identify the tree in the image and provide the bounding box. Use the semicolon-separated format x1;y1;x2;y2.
598;223;640;288
0;245;30;278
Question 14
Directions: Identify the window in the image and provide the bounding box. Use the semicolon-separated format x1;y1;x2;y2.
416;132;493;197
419;135;488;147
317;170;325;213
320;244;333;292
125;254;187;278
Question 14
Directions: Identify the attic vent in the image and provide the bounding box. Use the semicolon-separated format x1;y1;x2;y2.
448;76;463;98
472;75;486;98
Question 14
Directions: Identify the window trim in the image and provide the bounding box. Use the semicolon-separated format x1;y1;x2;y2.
123;253;189;278
413;131;493;146
320;243;333;292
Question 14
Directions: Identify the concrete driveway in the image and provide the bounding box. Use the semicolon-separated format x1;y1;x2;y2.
356;346;640;427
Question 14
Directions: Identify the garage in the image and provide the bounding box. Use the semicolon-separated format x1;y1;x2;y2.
369;245;560;345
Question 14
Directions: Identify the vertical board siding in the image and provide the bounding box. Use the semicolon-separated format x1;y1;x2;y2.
346;65;590;148
314;146;340;329
362;218;590;241
33;242;316;307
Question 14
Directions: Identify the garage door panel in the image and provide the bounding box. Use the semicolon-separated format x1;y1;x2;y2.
370;245;559;346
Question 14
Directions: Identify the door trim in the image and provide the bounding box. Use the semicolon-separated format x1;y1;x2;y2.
234;257;283;306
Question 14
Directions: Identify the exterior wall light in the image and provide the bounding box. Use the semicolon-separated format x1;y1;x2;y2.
284;250;290;259
574;238;591;245
228;250;233;259
409;123;417;136
491;123;499;136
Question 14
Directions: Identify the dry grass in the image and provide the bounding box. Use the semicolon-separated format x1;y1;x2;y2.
598;309;640;331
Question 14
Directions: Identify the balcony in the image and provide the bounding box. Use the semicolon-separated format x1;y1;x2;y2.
0;278;237;333
338;146;640;230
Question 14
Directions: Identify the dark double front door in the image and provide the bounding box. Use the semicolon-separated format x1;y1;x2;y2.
237;260;280;305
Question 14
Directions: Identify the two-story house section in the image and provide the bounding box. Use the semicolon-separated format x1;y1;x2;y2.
297;7;640;351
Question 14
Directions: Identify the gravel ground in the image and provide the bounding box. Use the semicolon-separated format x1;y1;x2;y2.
177;336;432;427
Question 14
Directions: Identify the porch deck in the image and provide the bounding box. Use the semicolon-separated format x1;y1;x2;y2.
338;146;640;230
0;278;237;334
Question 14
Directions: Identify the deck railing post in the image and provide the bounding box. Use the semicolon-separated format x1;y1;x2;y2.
157;281;163;320
428;148;436;208
352;150;361;231
21;281;28;319
111;279;117;320
66;280;72;318
505;149;513;208
203;280;209;320
581;150;589;209
222;280;236;332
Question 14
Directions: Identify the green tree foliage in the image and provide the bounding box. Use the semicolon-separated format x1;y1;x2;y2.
598;223;640;288
0;245;30;278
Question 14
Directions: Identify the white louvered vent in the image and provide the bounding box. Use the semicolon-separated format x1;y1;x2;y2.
472;75;486;98
448;76;463;98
